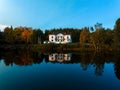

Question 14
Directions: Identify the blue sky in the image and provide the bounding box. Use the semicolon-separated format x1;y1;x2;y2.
0;0;120;31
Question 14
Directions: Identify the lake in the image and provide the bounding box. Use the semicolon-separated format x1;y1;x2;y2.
0;50;120;90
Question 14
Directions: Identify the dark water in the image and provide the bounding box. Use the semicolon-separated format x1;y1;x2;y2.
0;50;120;90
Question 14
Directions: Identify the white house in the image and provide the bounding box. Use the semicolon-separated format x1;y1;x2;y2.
49;32;72;44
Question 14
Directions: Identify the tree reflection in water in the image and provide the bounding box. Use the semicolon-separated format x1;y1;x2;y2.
0;50;44;66
113;52;120;80
0;50;120;80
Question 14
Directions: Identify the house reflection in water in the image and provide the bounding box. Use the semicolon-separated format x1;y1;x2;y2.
49;53;71;63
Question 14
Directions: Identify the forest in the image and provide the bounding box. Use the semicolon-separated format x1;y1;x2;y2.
0;18;120;51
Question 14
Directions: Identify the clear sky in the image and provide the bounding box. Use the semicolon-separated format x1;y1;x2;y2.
0;0;120;31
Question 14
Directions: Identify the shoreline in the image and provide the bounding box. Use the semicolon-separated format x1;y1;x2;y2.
0;44;116;52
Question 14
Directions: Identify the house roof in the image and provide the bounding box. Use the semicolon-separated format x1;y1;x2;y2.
49;32;70;35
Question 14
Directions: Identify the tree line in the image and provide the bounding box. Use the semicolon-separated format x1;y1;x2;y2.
0;26;81;44
79;18;120;50
0;26;44;44
0;18;120;50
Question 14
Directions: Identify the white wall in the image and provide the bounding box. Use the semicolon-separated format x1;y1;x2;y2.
49;33;71;44
49;35;56;42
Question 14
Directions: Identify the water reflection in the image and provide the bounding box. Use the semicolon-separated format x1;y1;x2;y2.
49;53;71;62
0;50;120;80
0;50;44;66
114;52;120;80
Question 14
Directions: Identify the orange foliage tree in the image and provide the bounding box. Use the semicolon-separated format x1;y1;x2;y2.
21;27;33;44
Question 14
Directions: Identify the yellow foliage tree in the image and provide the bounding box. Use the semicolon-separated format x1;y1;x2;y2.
80;27;90;47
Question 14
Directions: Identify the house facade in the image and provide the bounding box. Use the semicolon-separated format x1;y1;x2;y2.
49;33;71;44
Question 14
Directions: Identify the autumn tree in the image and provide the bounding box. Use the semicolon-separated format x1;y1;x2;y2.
13;26;24;44
21;27;33;44
79;27;90;47
104;29;114;47
90;23;105;50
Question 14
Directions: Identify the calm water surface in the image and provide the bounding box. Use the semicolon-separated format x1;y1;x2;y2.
0;51;120;90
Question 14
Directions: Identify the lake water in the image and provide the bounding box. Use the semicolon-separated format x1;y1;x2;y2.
0;50;120;90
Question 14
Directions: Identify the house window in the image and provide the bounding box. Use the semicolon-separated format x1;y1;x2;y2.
67;36;70;41
67;36;69;39
51;36;53;38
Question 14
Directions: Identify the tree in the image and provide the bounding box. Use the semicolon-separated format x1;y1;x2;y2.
37;29;44;44
21;27;33;44
79;27;90;47
32;29;44;44
13;26;24;44
104;29;114;47
90;24;105;50
0;31;4;44
115;18;120;32
32;30;38;44
4;26;14;44
113;18;120;50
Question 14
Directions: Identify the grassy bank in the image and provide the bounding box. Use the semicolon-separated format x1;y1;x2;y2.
0;43;116;52
30;43;80;52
